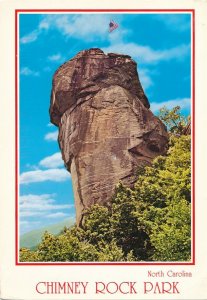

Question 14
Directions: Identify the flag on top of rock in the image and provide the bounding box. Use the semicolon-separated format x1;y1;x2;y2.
109;20;118;32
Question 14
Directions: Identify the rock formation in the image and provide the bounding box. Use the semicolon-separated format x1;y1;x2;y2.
50;48;168;226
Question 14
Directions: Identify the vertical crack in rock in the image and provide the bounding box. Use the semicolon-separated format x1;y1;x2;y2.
50;48;168;226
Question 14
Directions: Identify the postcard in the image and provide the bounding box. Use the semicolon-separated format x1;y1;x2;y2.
0;0;207;299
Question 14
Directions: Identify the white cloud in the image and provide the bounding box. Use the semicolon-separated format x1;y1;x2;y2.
20;220;41;234
19;14;190;67
20;168;70;184
108;27;129;44
154;14;191;32
150;97;191;113
20;29;40;44
25;163;39;170
103;43;190;64
46;212;68;219
19;194;73;217
20;67;39;76
139;68;153;90
47;122;55;127
39;152;64;169
20;211;45;217
48;53;64;62
44;131;58;141
39;14;109;40
161;44;190;61
21;220;40;226
21;14;122;45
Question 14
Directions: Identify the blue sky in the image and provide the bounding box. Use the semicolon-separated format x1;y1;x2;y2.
19;12;191;235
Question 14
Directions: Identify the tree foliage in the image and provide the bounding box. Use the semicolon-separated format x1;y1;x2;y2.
20;107;191;262
158;105;189;135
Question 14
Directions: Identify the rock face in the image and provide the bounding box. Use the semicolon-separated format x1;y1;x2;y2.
50;48;168;226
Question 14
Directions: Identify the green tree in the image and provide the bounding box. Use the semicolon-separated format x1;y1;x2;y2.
97;239;133;262
83;204;112;245
19;247;39;262
134;135;191;204
134;135;191;261
111;184;151;260
37;230;99;262
158;105;189;135
149;199;191;261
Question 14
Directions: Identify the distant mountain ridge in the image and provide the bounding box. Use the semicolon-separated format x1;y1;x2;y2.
20;218;75;249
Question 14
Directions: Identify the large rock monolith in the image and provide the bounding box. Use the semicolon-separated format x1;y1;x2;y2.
50;48;168;226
